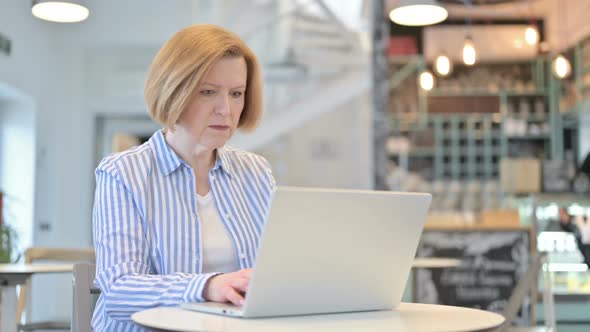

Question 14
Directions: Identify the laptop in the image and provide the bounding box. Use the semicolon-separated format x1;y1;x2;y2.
181;186;431;318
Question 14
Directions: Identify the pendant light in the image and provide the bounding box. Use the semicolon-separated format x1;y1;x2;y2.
552;54;571;79
434;54;453;76
524;25;539;46
524;1;538;46
462;36;477;66
419;70;435;91
32;0;89;23
551;0;571;79
389;0;448;26
462;0;476;66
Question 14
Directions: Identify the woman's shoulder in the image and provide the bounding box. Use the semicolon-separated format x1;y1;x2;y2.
96;142;154;178
220;145;272;171
220;145;276;192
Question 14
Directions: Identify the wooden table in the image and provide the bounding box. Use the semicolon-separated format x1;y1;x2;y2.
412;258;462;269
132;302;505;332
411;258;462;302
0;264;73;332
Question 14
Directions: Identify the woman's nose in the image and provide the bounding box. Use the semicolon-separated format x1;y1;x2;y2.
215;94;230;115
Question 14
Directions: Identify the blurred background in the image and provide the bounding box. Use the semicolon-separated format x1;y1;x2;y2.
1;0;589;331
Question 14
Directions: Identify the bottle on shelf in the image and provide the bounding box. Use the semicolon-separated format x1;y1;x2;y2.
534;98;546;121
518;98;530;119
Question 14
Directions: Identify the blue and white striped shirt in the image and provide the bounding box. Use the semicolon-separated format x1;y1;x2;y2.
91;129;275;331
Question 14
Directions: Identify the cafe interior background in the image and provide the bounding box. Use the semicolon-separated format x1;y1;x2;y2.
1;0;590;330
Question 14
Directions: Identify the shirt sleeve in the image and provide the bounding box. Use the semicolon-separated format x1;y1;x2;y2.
93;167;218;321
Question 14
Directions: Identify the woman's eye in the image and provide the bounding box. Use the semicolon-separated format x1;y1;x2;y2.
200;90;215;96
231;91;244;98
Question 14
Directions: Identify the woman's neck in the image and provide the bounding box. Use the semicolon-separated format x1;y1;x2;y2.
164;129;216;174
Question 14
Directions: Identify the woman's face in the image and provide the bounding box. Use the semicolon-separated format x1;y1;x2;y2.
175;56;247;150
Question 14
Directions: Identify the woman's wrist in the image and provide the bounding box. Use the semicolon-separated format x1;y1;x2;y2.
202;273;222;301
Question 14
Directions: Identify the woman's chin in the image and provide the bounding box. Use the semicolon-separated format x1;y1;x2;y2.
203;138;229;150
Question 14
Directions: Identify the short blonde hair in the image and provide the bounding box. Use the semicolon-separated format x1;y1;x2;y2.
144;24;263;131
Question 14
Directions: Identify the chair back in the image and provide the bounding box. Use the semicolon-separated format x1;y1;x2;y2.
71;262;100;332
17;247;95;330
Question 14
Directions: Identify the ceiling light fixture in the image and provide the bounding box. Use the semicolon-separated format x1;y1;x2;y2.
419;70;435;91
551;0;571;79
31;0;89;23
434;54;453;76
389;0;448;26
524;0;539;46
552;54;571;79
462;36;477;66
462;1;476;66
525;25;539;46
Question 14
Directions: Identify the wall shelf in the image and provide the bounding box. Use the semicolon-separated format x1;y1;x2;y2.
506;135;551;140
387;58;564;182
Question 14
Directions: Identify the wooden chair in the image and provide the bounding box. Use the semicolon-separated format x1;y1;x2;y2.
16;247;95;331
500;252;556;332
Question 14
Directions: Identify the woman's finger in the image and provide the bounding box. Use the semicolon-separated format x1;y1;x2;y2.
224;286;245;306
239;268;253;279
229;277;250;293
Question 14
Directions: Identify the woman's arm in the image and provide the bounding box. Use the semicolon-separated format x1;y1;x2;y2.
558;208;578;233
93;169;218;321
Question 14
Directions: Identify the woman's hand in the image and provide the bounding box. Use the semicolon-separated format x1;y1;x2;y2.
203;268;253;306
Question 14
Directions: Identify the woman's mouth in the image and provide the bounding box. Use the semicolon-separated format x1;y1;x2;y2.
209;125;230;131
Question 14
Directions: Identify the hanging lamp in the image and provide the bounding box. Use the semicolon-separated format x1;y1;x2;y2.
434;53;453;76
525;24;539;46
551;1;572;79
389;0;448;26
462;36;476;66
552;54;571;79
419;70;435;91
32;0;89;23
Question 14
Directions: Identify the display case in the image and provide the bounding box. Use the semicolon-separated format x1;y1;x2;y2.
507;194;590;297
538;231;590;296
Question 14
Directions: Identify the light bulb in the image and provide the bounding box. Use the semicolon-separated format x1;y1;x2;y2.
552;54;571;79
419;71;435;91
434;54;452;76
463;37;476;66
525;25;539;46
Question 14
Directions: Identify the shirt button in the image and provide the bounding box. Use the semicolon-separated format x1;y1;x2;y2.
226;213;231;220
239;253;246;260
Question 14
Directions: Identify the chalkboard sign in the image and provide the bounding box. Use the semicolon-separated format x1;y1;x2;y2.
415;229;532;325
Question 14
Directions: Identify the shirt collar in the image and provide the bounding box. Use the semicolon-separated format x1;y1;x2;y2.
150;129;185;176
214;146;235;178
150;129;234;178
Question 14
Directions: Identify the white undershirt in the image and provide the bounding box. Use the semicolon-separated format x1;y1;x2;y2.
197;191;240;273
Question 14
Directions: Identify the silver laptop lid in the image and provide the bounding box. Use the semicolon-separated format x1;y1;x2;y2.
242;187;431;317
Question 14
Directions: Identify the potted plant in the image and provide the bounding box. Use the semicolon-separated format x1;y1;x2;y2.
0;191;19;263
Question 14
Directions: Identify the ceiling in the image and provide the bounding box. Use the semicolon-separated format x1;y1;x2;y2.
438;0;529;5
385;0;548;20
